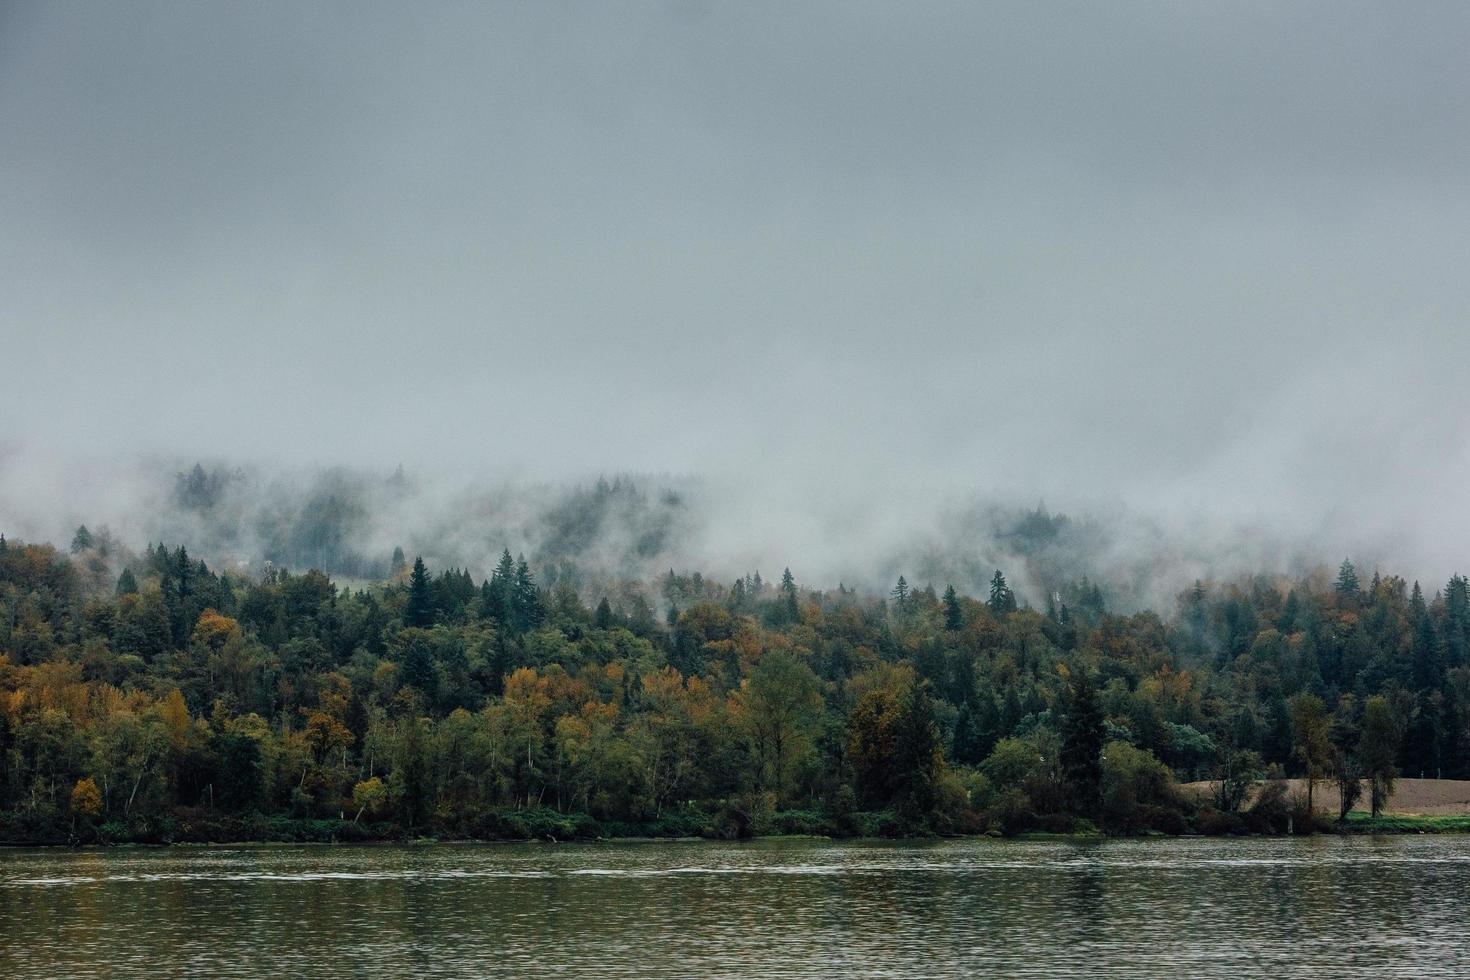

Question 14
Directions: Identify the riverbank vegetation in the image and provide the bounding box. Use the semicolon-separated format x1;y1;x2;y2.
3;514;1469;845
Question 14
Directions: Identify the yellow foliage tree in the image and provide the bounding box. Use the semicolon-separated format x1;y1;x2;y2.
191;608;242;651
71;777;103;818
159;688;190;750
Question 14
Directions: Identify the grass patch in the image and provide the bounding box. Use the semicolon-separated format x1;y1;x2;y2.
1340;812;1470;834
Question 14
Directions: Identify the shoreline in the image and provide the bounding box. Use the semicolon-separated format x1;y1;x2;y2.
7;813;1469;850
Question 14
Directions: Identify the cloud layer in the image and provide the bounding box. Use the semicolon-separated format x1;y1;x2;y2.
2;3;1468;600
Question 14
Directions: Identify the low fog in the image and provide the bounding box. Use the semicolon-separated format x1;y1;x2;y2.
3;3;1469;606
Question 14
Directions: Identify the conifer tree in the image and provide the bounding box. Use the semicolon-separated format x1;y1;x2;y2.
893;680;942;820
890;575;910;612
1335;559;1360;599
987;570;1016;615
951;701;982;765
942;584;963;631
116;567;138;596
1061;671;1104;816
405;556;435;628
1359;696;1400;817
513;556;542;632
779;567;799;624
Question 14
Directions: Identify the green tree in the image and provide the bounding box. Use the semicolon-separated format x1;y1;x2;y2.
890;576;910;613
513;556;541;631
988;570;1016;615
1060;671;1104;816
892;680;944;821
1288;693;1331;816
352;776;388;824
405;556;435;628
951;700;983;765
399;631;438;699
115;567;139;596
943;585;963;631
70;525;94;553
736;651;821;806
1359;695;1400;818
1335;559;1360;599
779;568;800;624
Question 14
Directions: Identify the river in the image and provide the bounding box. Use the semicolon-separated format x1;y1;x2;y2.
2;836;1468;977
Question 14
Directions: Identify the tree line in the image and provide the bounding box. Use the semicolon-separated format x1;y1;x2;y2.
0;526;1463;843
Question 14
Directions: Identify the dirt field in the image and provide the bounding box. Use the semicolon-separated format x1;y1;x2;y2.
1181;777;1470;816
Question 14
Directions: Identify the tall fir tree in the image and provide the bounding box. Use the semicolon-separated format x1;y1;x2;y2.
405;556;436;628
1335;559;1360;599
1061;671;1105;817
779;567;800;624
987;570;1016;615
943;584;963;631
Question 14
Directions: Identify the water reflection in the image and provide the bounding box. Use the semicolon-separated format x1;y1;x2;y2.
2;837;1468;978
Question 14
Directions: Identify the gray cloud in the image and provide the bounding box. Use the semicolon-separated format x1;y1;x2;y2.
2;2;1469;595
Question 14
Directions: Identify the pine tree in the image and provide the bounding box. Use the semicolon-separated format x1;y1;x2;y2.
116;567;138;596
405;556;435;628
400;633;437;697
1412;612;1445;691
951;701;983;765
890;575;910;612
987;570;1016;615
893;680;942;822
70;525;94;553
513;556;542;632
1061;671;1104;816
1277;588;1300;632
482;549;515;624
390;546;407;576
1335;559;1360;599
1359;696;1400;817
942;585;963;631
594;596;614;629
779;567;799;624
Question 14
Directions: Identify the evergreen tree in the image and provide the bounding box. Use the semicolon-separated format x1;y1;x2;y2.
594;596;615;629
1061;671;1104;816
482;549;515;623
893;680;942;821
1277;588;1300;632
400;632;437;698
390;546;407;576
513;556;542;632
951;701;983;765
116;567;139;596
1413;612;1446;691
890;575;910;612
405;556;435;628
1359;695;1400;817
987;570;1016;615
70;525;94;553
1335;559;1360;599
943;585;963;631
779;567;800;624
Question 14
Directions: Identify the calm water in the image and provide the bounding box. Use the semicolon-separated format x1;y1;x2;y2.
2;836;1469;977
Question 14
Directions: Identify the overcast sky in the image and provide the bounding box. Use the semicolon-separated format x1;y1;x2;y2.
3;2;1470;573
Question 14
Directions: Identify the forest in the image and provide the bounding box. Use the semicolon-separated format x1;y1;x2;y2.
1;503;1467;845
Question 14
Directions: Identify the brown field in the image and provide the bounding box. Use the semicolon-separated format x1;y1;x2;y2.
1180;777;1470;816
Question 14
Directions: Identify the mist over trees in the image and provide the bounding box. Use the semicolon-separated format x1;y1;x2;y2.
1;497;1466;843
0;456;1385;624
